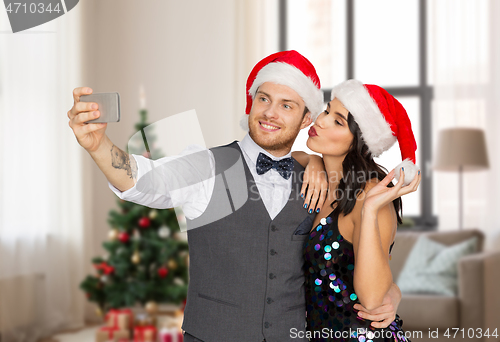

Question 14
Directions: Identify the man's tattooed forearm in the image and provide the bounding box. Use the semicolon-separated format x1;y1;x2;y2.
110;144;138;181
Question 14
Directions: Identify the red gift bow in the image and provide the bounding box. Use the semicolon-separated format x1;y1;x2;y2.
134;325;157;342
105;308;133;329
100;326;120;340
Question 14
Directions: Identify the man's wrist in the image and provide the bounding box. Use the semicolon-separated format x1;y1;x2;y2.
88;134;111;157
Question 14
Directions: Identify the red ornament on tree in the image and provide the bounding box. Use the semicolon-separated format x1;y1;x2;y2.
104;265;115;275
157;267;168;278
138;217;151;229
94;262;115;275
118;231;130;243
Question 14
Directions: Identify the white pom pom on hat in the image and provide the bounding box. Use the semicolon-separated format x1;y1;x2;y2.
240;50;324;130
331;79;419;186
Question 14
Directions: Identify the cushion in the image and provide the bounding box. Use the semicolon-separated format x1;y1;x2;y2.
396;235;478;296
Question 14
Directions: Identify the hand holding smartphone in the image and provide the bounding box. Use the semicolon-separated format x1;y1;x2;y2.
80;92;121;123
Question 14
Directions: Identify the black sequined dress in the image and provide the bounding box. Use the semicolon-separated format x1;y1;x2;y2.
303;211;410;342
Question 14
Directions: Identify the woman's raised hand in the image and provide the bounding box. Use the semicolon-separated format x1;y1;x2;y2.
300;155;329;214
363;168;421;213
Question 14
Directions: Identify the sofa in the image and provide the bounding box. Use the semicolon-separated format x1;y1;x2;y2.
390;229;500;342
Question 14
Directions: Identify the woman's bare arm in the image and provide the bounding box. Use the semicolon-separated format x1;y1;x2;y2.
352;169;421;310
352;194;396;310
291;151;328;212
291;151;310;167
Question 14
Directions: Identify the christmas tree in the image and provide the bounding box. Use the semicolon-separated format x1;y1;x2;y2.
80;86;189;314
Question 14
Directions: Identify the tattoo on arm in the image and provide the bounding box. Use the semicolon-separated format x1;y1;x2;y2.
110;144;138;181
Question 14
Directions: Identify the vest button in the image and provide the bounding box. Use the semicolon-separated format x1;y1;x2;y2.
270;249;276;255
264;322;270;328
267;297;274;304
271;225;277;231
269;273;276;279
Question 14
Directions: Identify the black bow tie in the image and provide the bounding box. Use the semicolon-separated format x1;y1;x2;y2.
256;152;294;180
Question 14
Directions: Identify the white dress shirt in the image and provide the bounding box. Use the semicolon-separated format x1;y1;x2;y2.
108;134;293;220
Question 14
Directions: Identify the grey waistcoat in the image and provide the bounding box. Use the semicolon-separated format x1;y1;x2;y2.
181;141;314;342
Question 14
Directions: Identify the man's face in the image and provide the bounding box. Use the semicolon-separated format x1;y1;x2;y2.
248;82;312;155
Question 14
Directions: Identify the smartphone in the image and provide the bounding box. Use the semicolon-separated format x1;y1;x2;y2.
81;92;121;123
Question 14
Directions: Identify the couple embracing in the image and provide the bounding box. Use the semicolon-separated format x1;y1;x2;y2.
68;50;420;342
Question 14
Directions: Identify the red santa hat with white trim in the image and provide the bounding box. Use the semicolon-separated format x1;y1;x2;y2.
240;50;324;130
330;79;419;186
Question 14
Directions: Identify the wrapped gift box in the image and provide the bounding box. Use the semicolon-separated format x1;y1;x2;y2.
133;325;157;342
157;314;182;330
95;326;130;342
106;308;134;330
158;327;183;342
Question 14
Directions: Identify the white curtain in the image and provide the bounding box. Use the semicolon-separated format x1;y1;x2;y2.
234;0;279;139
431;0;500;250
0;6;85;342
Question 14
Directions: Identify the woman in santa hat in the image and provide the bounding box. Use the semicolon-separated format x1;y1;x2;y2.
297;79;421;341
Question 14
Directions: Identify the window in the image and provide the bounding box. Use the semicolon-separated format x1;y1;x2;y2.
284;0;436;228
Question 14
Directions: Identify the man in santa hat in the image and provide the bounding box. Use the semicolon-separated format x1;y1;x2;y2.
68;50;404;342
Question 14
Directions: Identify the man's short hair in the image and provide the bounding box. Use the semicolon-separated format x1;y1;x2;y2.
303;106;309;118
